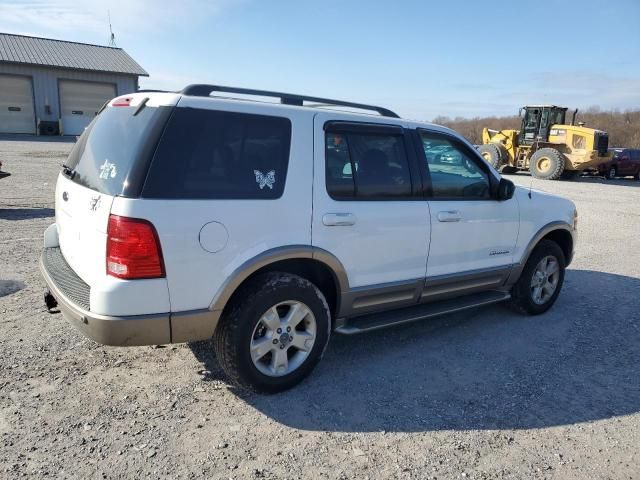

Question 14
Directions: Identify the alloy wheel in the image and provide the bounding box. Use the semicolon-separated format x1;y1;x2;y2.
530;256;560;305
250;301;317;377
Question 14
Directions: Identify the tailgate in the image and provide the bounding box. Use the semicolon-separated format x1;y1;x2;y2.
56;173;114;285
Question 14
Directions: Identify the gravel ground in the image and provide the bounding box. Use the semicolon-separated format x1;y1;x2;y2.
1;136;639;479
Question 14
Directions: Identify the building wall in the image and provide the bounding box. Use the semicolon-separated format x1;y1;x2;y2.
0;63;138;126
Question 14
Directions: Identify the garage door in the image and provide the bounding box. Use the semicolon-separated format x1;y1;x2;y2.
0;75;36;134
59;80;116;136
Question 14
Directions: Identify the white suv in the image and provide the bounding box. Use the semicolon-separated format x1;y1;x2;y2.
41;85;577;392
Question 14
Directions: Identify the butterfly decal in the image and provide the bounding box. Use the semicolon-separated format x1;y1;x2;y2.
254;170;276;190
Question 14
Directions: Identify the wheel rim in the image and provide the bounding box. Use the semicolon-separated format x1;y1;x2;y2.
609;168;616;179
530;256;560;305
250;300;317;377
536;157;552;173
481;152;492;162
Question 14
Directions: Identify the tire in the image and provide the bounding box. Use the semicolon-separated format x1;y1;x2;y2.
560;170;580;180
634;171;640;181
213;272;331;393
500;165;518;174
509;239;566;315
529;148;565;180
607;166;617;180
478;144;503;169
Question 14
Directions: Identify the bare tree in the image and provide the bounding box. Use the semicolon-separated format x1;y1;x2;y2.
433;108;640;148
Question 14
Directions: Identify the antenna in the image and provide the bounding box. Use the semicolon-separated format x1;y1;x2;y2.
108;10;117;47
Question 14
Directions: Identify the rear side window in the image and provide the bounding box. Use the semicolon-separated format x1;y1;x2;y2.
143;108;292;199
65;105;172;197
325;130;412;200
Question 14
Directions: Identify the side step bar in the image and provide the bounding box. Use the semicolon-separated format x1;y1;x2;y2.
335;290;510;335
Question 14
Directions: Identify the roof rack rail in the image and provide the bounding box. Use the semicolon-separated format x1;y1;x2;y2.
180;84;400;118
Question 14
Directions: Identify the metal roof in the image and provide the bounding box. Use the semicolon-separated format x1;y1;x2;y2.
0;33;148;76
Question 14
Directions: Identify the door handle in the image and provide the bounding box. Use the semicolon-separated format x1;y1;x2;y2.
437;210;462;222
323;213;355;226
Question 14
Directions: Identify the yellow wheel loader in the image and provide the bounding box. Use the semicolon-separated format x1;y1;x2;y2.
479;106;611;180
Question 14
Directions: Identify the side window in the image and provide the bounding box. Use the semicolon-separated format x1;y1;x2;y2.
325;129;412;200
143;108;291;199
420;131;491;199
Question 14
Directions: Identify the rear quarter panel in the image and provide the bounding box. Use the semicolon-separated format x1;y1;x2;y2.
110;101;314;313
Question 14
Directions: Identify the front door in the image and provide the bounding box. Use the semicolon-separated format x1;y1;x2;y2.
312;113;430;316
417;129;519;299
519;107;541;146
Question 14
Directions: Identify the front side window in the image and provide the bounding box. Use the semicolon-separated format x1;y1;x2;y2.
143;108;291;199
420;131;491;199
325;130;412;200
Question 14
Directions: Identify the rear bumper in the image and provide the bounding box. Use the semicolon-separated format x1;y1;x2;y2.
40;248;171;346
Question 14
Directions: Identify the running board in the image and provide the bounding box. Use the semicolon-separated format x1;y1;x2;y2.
335;290;510;335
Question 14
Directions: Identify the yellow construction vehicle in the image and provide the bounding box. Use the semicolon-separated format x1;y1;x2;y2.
479;105;611;179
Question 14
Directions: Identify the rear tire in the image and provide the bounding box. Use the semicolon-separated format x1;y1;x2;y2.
500;165;518;174
608;166;617;179
561;170;580;180
213;272;331;393
478;144;503;169
509;240;566;315
529;148;565;180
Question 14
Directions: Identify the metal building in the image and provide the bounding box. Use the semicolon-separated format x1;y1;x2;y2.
0;33;148;136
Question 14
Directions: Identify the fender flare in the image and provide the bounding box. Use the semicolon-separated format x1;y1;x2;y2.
208;245;349;313
507;221;575;285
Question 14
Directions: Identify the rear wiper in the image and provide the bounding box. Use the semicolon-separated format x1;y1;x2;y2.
133;97;149;116
61;164;76;179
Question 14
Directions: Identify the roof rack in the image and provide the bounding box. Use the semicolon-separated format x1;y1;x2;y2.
180;84;400;118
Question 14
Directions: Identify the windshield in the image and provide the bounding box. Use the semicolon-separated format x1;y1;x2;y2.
64;105;172;197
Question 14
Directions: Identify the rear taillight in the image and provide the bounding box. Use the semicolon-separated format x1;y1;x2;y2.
106;215;165;279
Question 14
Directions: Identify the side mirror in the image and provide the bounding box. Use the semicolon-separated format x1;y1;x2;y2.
497;178;515;201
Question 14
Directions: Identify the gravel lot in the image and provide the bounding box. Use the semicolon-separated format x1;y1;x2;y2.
1;136;639;480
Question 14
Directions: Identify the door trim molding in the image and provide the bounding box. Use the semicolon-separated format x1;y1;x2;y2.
337;265;514;319
339;278;423;317
422;265;513;302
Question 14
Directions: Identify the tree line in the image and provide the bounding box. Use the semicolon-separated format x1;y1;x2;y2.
433;108;640;148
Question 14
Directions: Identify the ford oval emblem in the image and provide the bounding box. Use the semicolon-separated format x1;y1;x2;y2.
62;191;69;201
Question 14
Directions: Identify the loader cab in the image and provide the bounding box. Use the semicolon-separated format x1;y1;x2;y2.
519;106;568;145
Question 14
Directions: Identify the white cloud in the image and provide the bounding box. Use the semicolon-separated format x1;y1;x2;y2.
0;0;234;44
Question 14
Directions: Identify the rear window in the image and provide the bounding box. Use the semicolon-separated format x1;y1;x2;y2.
142;108;292;199
65;105;172;197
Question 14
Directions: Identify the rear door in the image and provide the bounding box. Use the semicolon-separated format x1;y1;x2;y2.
632;150;640;176
59;80;116;136
0;75;35;134
312;113;430;315
619;150;633;175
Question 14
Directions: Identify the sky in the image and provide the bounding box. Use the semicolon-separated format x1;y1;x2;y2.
1;0;639;121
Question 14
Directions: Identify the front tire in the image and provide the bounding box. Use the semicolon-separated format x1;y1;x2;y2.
529;148;565;180
213;272;331;393
510;240;566;315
